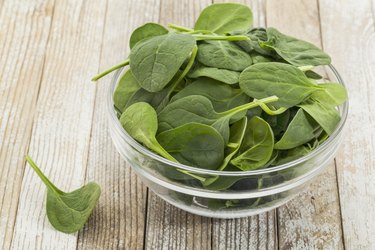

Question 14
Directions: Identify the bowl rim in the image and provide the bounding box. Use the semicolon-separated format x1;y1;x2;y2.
107;64;349;176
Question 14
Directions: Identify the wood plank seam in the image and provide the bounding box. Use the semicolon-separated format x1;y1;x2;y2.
5;1;57;247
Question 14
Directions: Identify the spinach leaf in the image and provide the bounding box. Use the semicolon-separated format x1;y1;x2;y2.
158;95;278;144
129;23;168;49
197;40;252;71
274;109;321;150
170;78;249;112
311;83;348;106
113;69;141;112
25;156;101;234
261;27;331;66
120;102;177;161
262;109;291;139
299;99;341;135
130;33;196;92
305;70;323;79
239;62;322;108
233;28;275;56
157;123;224;170
187;63;240;85
231;116;274;170
194;3;253;34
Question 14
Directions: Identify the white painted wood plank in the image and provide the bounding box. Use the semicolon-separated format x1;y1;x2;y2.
10;0;107;249
319;0;375;248
76;0;160;249
0;0;55;249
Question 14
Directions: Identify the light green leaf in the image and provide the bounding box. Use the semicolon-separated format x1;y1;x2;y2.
129;23;168;49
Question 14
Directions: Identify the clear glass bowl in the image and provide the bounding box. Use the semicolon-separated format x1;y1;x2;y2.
107;65;348;218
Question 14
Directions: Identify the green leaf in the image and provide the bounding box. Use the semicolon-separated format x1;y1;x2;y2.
187;63;241;84
239;62;321;108
129;33;196;92
197;40;252;71
298;99;341;135
129;23;168;49
274;109;321;150
113;70;141;112
261;27;331;66
120;102;177;161
157;123;225;170
194;3;253;34
231;116;274;170
25;156;101;234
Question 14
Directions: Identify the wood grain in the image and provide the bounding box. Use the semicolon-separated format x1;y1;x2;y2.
319;0;375;248
266;1;344;249
76;0;160;249
9;0;106;249
0;0;55;249
143;1;212;249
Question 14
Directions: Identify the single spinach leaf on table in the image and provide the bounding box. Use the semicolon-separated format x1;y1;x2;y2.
197;40;252;71
170;78;250;113
194;3;253;34
239;62;322;108
120;102;177;162
298;99;341;135
158;95;278;144
113;69;141;113
274;108;321;150
230;116;274;170
261;27;331;66
25;156;101;234
129;23;168;49
187;63;241;85
129;33;196;92
157;123;224;170
311;83;348;106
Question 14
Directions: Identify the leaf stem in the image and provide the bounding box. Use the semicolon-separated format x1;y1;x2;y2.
220;96;279;117
254;100;287;115
91;59;130;81
193;34;250;41
25;155;64;194
168;24;194;32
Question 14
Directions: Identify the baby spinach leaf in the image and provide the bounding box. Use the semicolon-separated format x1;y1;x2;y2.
187;63;241;84
158;95;278;144
120;102;177;162
231;116;274;170
25;156;101;234
250;51;273;64
197;40;252;71
194;3;253;34
305;70;323;79
311;83;348;106
239;62;322;108
113;69;141;112
298;99;341;135
262;109;291;139
157;123;224;170
233;28;275;56
129;23;168;49
274;109;321;150
170;78;249;112
261;27;331;66
130;33;196;92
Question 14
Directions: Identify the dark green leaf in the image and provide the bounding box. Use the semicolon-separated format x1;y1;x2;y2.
197;40;252;71
113;70;141;112
261;27;331;66
157;123;224;170
130;33;196;92
187;63;241;84
239;62;321;108
231;116;274;170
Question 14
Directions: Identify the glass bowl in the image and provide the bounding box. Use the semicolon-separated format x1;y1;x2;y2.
107;65;348;218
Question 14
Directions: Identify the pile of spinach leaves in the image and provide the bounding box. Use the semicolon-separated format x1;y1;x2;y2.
93;3;347;209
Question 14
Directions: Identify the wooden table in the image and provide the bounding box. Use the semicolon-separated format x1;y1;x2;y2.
1;0;374;249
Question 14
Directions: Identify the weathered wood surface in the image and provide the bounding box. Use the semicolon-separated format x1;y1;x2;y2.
0;0;374;249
